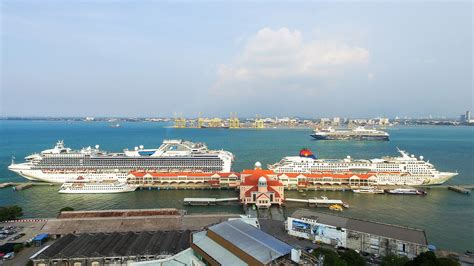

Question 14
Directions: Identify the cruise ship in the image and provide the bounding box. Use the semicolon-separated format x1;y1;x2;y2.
59;177;137;194
268;148;457;186
311;126;389;141
8;140;234;183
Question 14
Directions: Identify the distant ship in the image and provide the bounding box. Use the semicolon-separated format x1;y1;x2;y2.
59;177;136;194
268;148;457;186
311;126;389;141
8;140;234;183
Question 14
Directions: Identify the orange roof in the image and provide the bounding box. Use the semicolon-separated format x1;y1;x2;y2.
241;175;283;186
241;169;275;175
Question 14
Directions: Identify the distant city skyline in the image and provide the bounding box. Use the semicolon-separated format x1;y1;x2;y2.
1;1;472;118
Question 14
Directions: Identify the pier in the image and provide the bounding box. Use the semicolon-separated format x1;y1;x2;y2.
0;182;55;191
447;186;471;195
183;197;238;206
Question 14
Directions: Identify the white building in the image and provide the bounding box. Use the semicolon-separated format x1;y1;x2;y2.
287;210;428;259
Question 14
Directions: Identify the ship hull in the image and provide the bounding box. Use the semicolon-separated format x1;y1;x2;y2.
310;134;389;141
58;187;136;194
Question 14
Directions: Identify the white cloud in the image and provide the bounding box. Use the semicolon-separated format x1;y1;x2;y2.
213;27;370;95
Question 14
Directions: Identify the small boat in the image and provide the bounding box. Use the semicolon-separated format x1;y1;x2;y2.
352;186;384;194
386;188;427;195
329;204;343;211
110;123;121;128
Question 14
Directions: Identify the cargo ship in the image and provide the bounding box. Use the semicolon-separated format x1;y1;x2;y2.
8;140;234;183
268;148;457;186
311;126;389;141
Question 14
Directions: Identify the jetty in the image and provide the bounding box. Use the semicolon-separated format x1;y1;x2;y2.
0;182;55;191
447;186;471;195
286;197;349;208
183;197;238;206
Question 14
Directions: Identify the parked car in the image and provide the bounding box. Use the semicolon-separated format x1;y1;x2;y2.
3;252;15;260
8;233;26;241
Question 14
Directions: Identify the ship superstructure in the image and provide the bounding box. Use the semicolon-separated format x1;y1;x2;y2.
268;148;457;185
311;126;389;141
8;140;234;183
58;177;137;194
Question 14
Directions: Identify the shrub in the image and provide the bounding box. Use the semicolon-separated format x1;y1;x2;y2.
0;205;23;221
59;207;74;213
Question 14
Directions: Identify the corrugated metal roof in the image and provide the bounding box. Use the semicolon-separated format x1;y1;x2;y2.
192;231;246;266
208;219;292;264
291;209;427;245
35;231;191;260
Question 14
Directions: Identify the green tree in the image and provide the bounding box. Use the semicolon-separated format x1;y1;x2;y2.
13;243;23;253
340;249;366;266
382;254;410;266
59;206;74;213
312;248;348;266
406;251;460;266
0;205;23;221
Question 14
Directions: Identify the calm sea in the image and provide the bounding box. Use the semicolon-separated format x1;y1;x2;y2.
0;120;473;252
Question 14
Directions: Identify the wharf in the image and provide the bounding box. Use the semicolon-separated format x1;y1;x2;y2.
183;197;238;206
286;197;349;208
447;186;471;195
0;182;55;191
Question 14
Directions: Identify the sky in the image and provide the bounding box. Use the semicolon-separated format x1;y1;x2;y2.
1;1;472;118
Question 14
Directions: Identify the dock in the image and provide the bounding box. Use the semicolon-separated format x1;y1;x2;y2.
0;182;55;191
286;197;349;208
183;197;238;206
448;186;471;195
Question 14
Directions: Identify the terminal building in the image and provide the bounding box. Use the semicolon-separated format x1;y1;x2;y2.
239;164;285;208
287;209;428;259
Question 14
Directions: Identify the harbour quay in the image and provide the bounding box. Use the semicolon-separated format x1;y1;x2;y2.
6;208;462;266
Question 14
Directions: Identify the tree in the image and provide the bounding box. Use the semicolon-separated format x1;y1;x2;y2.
13;243;23;253
382;254;410;266
406;251;460;266
59;207;74;213
340;249;366;266
312;248;348;266
0;205;23;221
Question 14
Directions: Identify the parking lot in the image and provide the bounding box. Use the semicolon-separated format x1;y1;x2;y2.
0;221;47;247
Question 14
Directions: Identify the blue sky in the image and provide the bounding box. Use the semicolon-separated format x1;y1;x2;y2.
1;1;472;118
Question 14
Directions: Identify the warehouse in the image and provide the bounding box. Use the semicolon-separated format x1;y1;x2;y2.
288;210;428;259
31;230;192;266
191;219;296;265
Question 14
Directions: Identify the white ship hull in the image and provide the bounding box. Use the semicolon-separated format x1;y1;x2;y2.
58;186;136;194
8;139;234;183
8;164;129;183
269;149;458;186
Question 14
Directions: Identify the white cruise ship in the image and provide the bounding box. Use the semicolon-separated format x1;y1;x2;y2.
59;177;137;194
8;140;234;183
268;148;457;186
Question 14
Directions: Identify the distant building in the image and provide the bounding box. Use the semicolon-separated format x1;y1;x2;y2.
287;210;428;259
466;111;471;121
239;163;285;209
191;219;295;265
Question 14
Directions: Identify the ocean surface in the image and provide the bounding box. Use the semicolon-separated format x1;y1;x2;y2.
0;120;473;252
